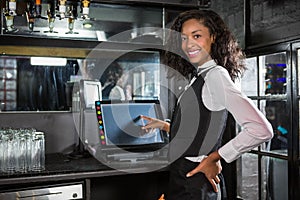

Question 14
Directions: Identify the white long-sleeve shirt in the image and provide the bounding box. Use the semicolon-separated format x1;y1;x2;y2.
186;60;273;163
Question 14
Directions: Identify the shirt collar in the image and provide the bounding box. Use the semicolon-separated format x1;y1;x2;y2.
197;60;217;75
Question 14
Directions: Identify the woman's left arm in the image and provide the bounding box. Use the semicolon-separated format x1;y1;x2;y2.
213;68;274;163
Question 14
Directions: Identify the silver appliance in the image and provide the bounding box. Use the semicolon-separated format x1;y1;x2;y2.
0;183;84;200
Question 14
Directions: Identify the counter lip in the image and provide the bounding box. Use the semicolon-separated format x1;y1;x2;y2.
0;166;169;186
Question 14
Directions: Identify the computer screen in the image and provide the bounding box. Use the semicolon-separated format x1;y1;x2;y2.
95;100;166;149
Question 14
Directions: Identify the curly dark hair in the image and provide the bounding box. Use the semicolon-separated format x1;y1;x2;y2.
164;9;246;80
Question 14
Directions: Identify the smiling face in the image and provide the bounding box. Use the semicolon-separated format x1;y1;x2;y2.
181;19;215;66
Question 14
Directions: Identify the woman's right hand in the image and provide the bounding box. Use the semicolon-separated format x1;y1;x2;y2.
140;115;170;133
158;194;165;200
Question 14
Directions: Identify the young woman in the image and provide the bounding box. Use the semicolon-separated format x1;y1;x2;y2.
141;10;273;200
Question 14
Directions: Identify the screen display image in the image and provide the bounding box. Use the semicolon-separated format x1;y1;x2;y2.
95;101;165;148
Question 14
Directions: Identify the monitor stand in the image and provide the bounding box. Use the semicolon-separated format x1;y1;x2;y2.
67;140;91;159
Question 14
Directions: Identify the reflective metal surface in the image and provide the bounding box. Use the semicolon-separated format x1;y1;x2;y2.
0;183;83;200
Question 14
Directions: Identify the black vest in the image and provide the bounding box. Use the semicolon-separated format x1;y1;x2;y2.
169;67;228;162
102;83;116;100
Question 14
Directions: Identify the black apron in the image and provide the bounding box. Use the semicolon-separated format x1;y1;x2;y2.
167;67;228;200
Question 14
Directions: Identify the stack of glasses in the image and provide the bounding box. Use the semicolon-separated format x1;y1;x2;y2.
0;128;45;174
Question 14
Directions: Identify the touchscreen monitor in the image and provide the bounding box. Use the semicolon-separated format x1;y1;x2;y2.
95;100;166;150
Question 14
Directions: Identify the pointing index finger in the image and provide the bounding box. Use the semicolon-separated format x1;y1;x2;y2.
140;115;153;121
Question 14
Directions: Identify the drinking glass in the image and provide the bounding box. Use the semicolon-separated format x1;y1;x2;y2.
16;130;28;173
2;129;17;173
31;132;45;171
0;130;5;172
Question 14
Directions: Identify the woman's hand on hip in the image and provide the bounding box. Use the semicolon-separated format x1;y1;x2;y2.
186;151;222;193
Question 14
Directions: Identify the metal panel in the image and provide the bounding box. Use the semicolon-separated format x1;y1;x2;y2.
0;183;83;200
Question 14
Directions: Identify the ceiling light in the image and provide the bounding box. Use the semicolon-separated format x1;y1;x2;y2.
83;21;93;29
30;57;67;66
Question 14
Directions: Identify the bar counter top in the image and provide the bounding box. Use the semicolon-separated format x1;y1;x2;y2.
0;153;169;186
